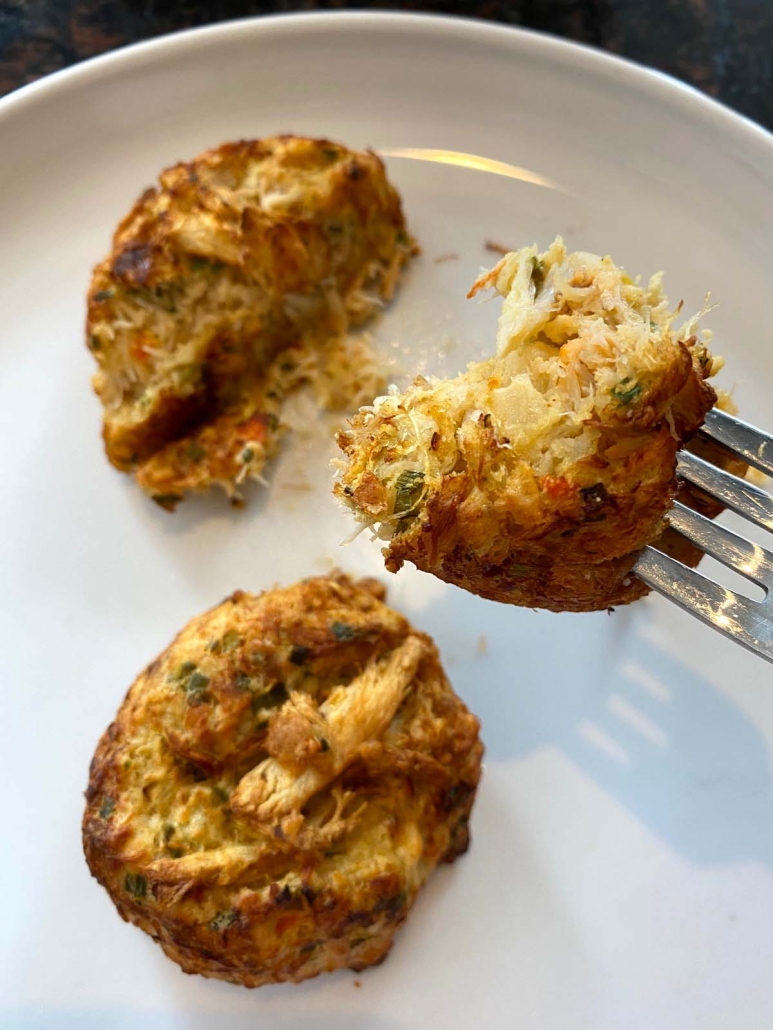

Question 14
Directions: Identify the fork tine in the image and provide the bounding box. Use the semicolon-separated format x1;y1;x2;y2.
701;408;773;478
666;500;773;589
677;450;773;532
634;546;773;663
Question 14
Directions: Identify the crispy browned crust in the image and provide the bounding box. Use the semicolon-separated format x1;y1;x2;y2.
82;573;482;987
87;136;415;505
373;350;718;613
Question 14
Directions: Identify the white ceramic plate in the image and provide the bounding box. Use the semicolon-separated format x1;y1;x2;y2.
2;12;772;1029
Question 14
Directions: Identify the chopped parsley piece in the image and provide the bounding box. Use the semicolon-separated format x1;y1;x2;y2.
235;672;252;691
396;229;409;245
186;442;206;462
189;256;225;273
394;470;425;517
253;682;288;719
94;289;113;302
221;630;241;652
98;797;115;819
210;910;238;932
611;378;643;405
212;785;230;804
373;890;407;916
171;661;197;682
124;873;147;898
185;670;211;704
330;621;357;641
531;257;546;291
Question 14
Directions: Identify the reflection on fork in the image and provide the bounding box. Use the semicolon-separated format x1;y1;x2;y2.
635;409;773;663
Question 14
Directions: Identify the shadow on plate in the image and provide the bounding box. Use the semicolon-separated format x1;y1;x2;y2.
404;576;773;870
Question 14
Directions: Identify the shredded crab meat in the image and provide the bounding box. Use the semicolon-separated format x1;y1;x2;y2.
230;636;426;834
337;236;718;536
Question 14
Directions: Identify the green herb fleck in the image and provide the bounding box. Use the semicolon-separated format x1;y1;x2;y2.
190;256;225;273
124;873;147;898
253;682;288;719
241;447;255;463
171;661;197;682
176;364;201;386
162;823;175;842
89;334;101;350
99;796;115;819
330;621;357;642
611;378;643;405
396;229;409;246
322;147;339;161
167;846;184;858
374;890;407;916
94;289;113;302
212;785;230;804
186;442;206;462
235;672;252;691
185;670;211;704
221;630;241;652
319;738;330;753
531;257;546;291
300;940;321;954
210;910;238;932
394;469;425;517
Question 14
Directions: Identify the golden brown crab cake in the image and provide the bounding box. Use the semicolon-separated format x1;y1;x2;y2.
335;238;724;612
87;136;415;507
82;573;482;988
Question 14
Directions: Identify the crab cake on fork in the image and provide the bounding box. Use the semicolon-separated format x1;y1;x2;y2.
336;238;724;612
86;136;415;508
83;573;482;987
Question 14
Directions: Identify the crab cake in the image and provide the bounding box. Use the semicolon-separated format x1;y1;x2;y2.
335;238;724;612
86;137;415;507
82;573;482;988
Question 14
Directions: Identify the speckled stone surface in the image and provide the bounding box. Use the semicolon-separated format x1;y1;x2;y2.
0;1;771;130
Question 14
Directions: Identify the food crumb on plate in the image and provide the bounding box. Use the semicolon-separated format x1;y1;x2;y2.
484;239;512;256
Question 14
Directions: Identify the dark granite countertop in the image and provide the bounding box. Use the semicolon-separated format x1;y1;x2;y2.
0;1;771;130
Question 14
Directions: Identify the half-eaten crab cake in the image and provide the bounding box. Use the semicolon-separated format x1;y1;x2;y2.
82;573;482;987
336;237;726;612
86;136;416;508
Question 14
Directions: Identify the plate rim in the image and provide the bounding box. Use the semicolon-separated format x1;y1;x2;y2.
0;10;770;163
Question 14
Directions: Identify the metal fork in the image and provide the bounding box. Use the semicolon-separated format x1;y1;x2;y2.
634;408;773;663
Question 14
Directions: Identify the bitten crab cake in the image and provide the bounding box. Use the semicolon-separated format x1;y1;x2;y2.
82;574;482;987
335;237;725;612
86;136;415;508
